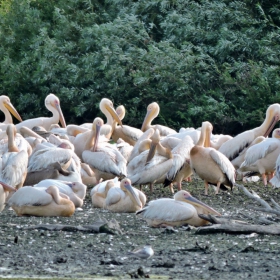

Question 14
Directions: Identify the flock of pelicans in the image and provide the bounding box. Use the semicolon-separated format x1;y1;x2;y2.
0;94;280;227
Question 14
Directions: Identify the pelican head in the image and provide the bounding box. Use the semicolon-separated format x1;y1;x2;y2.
174;190;221;216
141;102;160;131
45;94;66;128
0;95;22;122
116;105;126;121
120;178;142;208
272;128;280;139
70;182;87;199
99;98;123;127
146;129;160;164
92;117;104;152
263;104;280;137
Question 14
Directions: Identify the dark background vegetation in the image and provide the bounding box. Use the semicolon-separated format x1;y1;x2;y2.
0;0;279;135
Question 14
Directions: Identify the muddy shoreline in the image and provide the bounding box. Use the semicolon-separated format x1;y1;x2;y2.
1;178;280;279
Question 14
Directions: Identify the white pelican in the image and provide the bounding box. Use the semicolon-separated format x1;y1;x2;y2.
0;95;22;129
91;177;119;208
104;178;145;213
127;129;173;191
35;179;87;208
136;190;221;227
8;185;75;217
112;105;143;146
141;102;177;136
0;125;29;189
73;117;107;159
27;142;74;173
163;135;194;192
128;128;155;163
190;122;235;195
219;103;280;167
239;128;280;185
82;120;127;182
0;183;16;212
15;93;66;131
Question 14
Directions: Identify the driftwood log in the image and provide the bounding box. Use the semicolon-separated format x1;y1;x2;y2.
23;219;123;235
196;183;280;235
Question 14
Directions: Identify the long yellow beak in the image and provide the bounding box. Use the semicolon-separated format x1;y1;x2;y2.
264;115;279;137
105;104;123;127
141;110;152;131
0;181;16;192
125;183;142;208
92;122;102;152
55;103;66;128
146;142;157;164
186;195;221;216
4;102;22;122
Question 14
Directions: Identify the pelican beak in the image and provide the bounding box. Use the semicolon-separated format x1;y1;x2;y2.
141;110;152;131
4;101;22;122
264;115;279;137
92;122;101;152
146;142;157;164
125;183;142;208
0;181;16;192
185;195;221;216
55;103;67;128
105;104;123;127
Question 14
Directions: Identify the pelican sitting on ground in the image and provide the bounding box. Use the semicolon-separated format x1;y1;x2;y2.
141;102;177;136
15;93;67;131
219;103;280;168
35;179;87;208
105;178;145;213
8;185;75;217
91;177;119;208
239;128;280;185
0;95;22;129
136;190;221;227
190;122;235;195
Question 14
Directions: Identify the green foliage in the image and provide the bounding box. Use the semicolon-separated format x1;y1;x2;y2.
0;0;279;135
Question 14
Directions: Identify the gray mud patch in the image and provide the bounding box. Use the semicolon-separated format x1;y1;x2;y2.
1;177;280;279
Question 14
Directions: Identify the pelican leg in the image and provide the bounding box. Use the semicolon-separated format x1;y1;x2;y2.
268;172;274;182
177;181;182;191
215;182;221;195
204;181;209;195
149;183;154;192
169;183;174;194
262;174;267;186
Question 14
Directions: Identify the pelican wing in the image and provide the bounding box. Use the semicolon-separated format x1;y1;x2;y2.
83;147;127;177
28;147;72;172
166;136;193;181
8;187;52;206
137;199;196;222
105;187;123;206
122;126;143;142
241;139;280;167
270;154;280;187
218;130;254;161
209;149;235;183
2;150;28;186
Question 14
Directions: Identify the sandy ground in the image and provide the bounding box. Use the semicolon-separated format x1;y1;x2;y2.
1;177;280;279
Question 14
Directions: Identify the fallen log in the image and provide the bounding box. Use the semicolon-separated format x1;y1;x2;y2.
196;214;280;235
23;218;123;235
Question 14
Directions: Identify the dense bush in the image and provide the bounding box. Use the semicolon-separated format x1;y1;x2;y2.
0;0;279;135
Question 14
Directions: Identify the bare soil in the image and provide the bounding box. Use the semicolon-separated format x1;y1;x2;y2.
1;177;280;279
